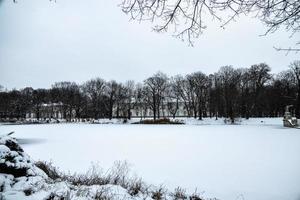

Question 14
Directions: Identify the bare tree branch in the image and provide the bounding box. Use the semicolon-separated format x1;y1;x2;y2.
120;0;300;46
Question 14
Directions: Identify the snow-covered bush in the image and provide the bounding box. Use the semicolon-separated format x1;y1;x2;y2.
0;135;47;178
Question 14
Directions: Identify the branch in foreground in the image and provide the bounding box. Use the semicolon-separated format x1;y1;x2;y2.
120;0;300;45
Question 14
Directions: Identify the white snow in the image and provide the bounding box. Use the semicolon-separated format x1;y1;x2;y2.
0;135;153;200
1;118;300;200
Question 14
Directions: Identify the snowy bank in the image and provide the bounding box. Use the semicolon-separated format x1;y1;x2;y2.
1;117;284;126
0;135;210;200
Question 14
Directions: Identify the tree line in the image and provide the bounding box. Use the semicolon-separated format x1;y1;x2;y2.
1;61;299;122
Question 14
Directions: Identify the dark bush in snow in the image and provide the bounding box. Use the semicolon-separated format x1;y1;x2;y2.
127;178;145;196
171;187;188;200
35;161;62;180
133;118;185;124
0;135;46;178
151;186;167;200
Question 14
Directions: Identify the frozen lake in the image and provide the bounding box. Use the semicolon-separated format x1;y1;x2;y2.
1;120;300;200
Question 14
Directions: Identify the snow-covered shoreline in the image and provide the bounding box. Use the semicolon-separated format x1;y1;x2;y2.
0;117;285;126
0;118;299;200
0;135;209;200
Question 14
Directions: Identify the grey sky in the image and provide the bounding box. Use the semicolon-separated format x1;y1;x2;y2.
0;0;299;89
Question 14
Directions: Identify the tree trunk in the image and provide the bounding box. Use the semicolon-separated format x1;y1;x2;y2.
198;100;202;120
296;86;300;119
36;107;40;121
127;108;131;119
153;96;156;120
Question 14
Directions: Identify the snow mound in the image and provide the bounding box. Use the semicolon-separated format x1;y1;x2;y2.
0;135;207;200
0;135;146;200
0;135;47;178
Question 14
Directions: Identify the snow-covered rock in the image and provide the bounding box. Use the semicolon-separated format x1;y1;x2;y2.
0;135;47;178
0;135;49;199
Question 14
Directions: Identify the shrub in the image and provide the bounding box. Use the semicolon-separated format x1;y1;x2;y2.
45;192;71;200
50;161;131;187
94;187;112;200
189;189;204;200
151;185;167;200
134;118;184;124
35;161;61;180
172;187;188;200
127;177;145;196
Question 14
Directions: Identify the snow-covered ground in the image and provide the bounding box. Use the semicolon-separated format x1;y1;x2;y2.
1;118;300;200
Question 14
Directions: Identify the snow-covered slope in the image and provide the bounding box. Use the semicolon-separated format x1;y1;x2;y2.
0;118;299;200
0;135;206;200
0;135;132;200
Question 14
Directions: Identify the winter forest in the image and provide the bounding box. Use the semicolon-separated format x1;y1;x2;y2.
1;62;300;122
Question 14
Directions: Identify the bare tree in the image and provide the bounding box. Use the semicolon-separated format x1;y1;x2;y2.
52;82;82;121
106;80;119;120
270;69;297;116
166;77;181;118
172;75;194;117
2;64;300;121
8;0;300;50
19;87;34;119
185;75;198;118
239;68;252;119
144;72;169;120
217;66;242;123
188;72;209;120
111;83;123;119
115;81;135;119
248;63;272;116
32;89;48;121
82;78;107;119
290;60;300;118
133;83;148;119
121;0;300;49
123;80;136;119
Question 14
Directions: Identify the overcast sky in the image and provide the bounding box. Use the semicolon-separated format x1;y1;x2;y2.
0;0;299;89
